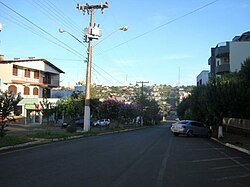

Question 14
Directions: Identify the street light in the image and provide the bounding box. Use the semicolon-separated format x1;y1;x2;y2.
0;22;2;32
58;28;87;48
59;26;128;132
93;26;128;48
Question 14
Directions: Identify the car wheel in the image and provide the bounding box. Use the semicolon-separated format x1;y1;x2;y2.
173;132;179;136
187;130;193;137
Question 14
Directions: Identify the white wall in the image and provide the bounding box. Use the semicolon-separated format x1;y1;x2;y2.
230;42;250;72
13;60;61;74
196;70;209;85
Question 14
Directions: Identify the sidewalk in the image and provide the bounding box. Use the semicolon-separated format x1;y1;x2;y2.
211;132;250;155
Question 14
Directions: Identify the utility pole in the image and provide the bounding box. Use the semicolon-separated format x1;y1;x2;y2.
136;81;149;98
136;81;149;126
76;2;108;131
0;22;2;58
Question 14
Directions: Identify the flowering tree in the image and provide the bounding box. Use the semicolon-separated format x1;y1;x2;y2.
119;103;140;123
96;99;122;120
96;98;141;123
0;91;22;137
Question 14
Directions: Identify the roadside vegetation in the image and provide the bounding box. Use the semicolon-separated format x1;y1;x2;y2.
0;136;31;148
57;90;162;126
0;123;152;148
177;58;250;133
0;91;22;137
0;84;162;148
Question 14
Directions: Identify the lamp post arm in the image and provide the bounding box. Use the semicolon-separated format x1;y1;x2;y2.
93;26;128;48
67;32;87;48
93;29;119;48
59;28;87;48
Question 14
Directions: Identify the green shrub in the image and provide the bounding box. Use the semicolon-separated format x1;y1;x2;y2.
66;125;77;133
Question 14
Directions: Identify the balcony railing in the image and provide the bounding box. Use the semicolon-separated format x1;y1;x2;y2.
12;75;40;84
215;42;229;58
215;64;230;74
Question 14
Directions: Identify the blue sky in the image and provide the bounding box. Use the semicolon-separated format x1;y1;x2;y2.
0;0;249;87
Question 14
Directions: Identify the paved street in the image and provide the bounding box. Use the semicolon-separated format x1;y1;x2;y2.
1;122;250;187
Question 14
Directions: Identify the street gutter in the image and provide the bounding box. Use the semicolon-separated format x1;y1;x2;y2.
211;137;250;156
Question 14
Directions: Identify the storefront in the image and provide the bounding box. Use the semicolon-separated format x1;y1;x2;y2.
18;98;42;125
25;104;42;124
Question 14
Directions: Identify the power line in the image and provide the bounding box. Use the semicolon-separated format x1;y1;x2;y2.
93;63;126;86
0;1;85;59
33;0;83;37
0;1;127;86
92;66;113;85
99;0;219;55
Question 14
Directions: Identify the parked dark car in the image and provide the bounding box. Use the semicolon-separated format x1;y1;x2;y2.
62;119;84;128
170;120;212;137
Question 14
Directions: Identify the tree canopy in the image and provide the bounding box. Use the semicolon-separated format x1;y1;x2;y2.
0;91;22;137
177;58;250;126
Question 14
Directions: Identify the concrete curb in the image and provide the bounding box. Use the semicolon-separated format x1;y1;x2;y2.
211;137;250;156
0;140;48;152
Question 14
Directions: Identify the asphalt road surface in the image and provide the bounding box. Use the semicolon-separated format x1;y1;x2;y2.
1;122;250;187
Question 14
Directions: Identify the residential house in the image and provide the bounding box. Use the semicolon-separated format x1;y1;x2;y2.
0;57;64;125
208;31;250;77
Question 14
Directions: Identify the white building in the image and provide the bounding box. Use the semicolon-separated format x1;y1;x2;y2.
208;31;250;76
197;70;209;86
0;57;64;125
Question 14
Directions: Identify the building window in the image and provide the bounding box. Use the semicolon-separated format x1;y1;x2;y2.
8;85;17;94
43;73;51;84
33;87;39;95
34;71;39;79
216;60;220;66
24;86;30;95
25;69;30;78
222;57;229;64
13;66;18;76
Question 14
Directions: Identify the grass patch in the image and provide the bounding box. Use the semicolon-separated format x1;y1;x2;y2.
27;130;85;139
0;136;32;148
0;124;148;148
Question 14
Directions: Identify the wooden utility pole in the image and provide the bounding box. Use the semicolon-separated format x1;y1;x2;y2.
76;2;108;131
136;81;149;126
136;81;149;98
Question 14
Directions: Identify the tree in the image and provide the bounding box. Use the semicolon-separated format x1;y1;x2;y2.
177;67;250;138
96;99;122;120
133;94;160;125
239;58;250;84
239;58;250;117
57;97;84;121
40;98;57;125
142;98;161;125
0;91;22;137
119;103;140;124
